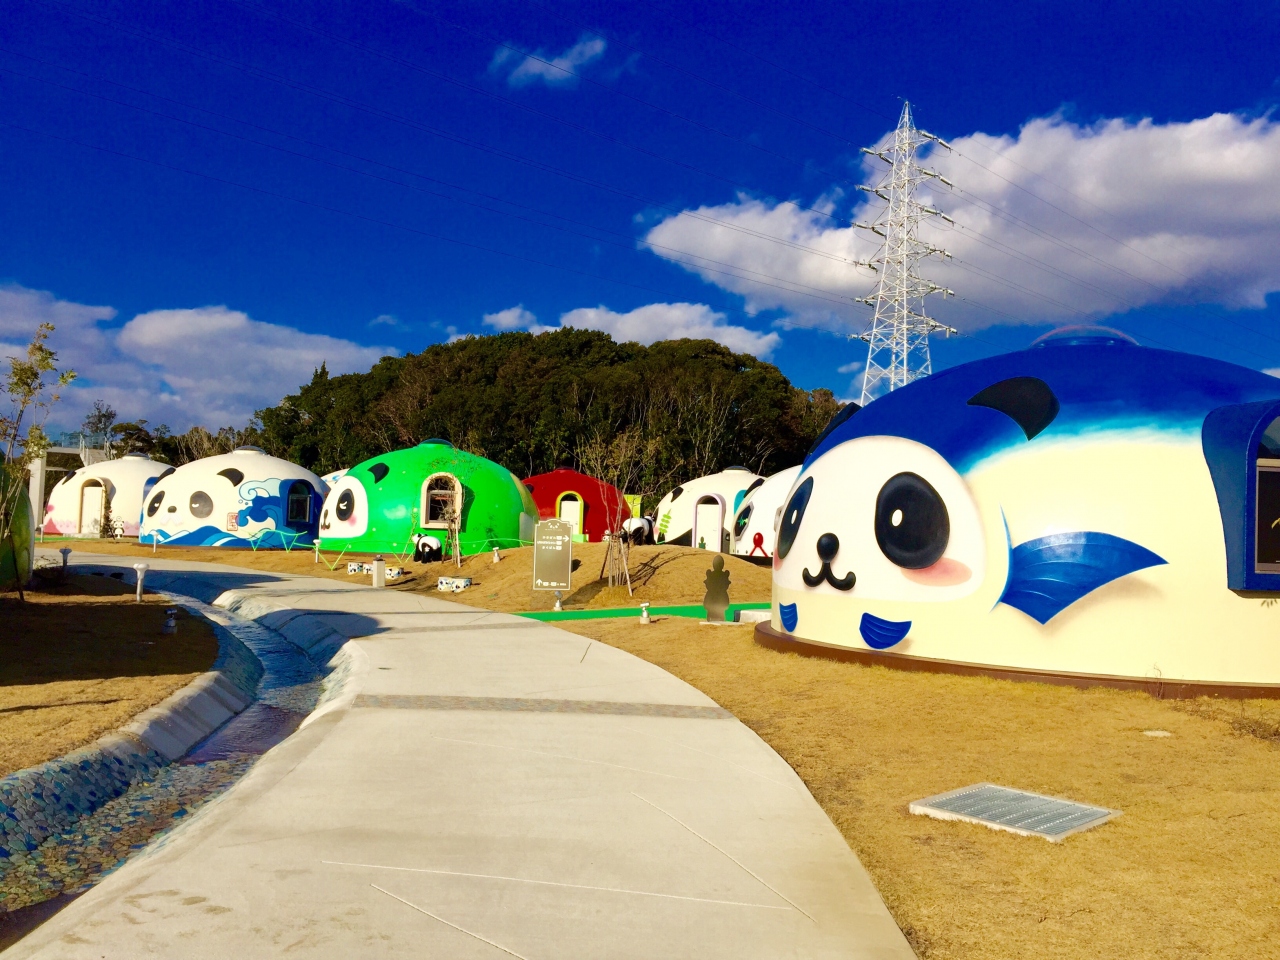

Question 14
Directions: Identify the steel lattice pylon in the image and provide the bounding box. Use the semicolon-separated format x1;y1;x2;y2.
856;103;957;405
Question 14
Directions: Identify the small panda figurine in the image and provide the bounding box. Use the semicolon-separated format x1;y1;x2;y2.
412;534;443;563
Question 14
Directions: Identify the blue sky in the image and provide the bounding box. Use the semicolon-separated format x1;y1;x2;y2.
2;0;1279;430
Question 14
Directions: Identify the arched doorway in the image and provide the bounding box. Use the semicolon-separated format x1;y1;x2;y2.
692;494;726;552
556;492;583;539
79;480;105;536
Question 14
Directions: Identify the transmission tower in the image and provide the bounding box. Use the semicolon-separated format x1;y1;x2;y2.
855;103;958;404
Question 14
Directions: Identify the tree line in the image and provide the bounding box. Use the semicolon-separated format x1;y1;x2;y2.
94;329;843;508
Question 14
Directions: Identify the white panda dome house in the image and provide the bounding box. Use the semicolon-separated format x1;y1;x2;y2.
759;329;1280;697
43;453;168;538
139;447;328;548
731;465;802;562
654;466;763;551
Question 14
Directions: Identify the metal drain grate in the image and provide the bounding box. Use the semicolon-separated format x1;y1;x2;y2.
909;783;1117;842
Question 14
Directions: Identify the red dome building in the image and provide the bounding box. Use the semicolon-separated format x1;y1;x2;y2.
523;468;630;543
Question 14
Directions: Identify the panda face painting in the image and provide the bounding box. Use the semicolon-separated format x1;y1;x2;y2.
319;474;369;538
774;436;986;604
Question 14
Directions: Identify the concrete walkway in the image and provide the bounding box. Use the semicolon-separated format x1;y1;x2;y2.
10;553;913;959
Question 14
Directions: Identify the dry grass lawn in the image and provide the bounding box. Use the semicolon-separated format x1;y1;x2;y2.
555;616;1280;960
0;575;218;777
65;540;773;612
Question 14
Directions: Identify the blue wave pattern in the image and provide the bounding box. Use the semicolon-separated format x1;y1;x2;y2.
779;602;798;632
139;479;321;548
1000;531;1166;624
859;612;912;649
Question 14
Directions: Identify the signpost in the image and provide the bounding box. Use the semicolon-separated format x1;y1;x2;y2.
533;519;572;609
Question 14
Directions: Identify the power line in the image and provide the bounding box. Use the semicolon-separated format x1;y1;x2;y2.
573;0;1280;348
209;4;1277;358
22;4;876;268
0;58;877;313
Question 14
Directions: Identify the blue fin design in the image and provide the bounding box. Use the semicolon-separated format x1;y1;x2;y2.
860;612;911;649
779;603;798;632
1000;531;1166;624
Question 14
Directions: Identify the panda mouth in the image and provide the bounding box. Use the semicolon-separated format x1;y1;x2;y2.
801;532;855;591
802;561;856;591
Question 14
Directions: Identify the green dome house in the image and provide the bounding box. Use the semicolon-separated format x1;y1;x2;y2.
318;440;538;556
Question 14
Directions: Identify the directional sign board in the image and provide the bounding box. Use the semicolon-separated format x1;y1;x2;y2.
532;518;572;591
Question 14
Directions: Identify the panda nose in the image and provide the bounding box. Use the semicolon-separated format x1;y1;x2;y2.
816;532;840;562
167;506;177;513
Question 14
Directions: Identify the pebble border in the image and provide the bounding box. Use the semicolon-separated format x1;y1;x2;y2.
0;609;261;860
0;561;364;912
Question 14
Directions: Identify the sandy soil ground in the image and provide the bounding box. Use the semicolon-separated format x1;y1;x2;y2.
555;615;1280;960
57;539;773;612
0;574;218;777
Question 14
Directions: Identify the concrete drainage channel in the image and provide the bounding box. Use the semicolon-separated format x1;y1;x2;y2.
0;568;346;946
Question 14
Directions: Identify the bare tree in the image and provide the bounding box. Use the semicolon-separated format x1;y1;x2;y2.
577;421;680;592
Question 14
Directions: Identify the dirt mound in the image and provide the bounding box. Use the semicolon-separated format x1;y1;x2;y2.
411;542;772;612
54;540;772;613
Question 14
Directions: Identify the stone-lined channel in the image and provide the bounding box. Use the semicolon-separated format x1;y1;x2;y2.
0;590;327;935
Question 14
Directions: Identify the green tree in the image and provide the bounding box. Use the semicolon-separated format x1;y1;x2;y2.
255;329;845;488
2;323;76;598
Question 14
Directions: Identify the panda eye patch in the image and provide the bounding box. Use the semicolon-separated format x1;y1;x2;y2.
189;491;214;519
776;477;813;560
335;489;355;521
875;472;949;569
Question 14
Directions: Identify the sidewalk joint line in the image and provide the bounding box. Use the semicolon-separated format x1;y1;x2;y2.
327;861;787;909
579;643;591;663
430;735;698;781
630;792;816;922
371;884;531;959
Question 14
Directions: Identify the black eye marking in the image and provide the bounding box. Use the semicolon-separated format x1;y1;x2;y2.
875;472;950;569
218;468;244;485
776;477;814;560
967;376;1059;440
146;490;165;517
335;489;355;521
368;463;389;483
189;491;214;519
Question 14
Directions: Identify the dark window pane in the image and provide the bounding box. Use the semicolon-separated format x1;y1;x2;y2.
1256;468;1280;566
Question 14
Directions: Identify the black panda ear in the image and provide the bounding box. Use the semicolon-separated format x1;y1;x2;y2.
368;463;389;483
967;377;1059;440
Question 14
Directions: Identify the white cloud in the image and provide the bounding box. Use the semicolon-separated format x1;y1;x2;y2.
0;284;391;430
369;313;401;327
837;360;863;374
480;304;555;336
476;300;778;356
490;34;606;88
644;111;1280;331
483;305;538;330
559;302;780;357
